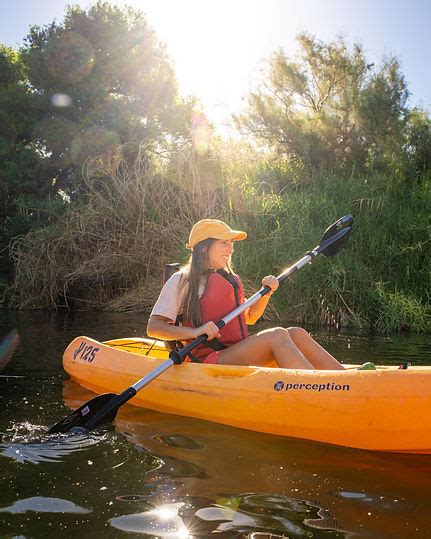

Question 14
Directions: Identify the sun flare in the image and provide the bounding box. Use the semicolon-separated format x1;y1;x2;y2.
124;0;276;128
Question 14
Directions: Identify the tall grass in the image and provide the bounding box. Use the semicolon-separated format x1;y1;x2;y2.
231;163;430;333
8;143;431;333
9;144;228;310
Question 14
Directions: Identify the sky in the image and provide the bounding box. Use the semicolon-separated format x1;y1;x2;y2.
2;0;430;132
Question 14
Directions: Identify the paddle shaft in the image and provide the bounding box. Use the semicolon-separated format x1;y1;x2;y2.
83;359;174;429
170;225;350;364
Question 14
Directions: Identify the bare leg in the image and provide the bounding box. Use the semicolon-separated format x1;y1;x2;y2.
288;327;345;370
216;327;314;369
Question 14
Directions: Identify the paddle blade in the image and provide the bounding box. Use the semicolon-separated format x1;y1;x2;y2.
48;393;118;434
320;215;353;257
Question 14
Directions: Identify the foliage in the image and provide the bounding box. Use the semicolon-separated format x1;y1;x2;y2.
235;34;410;175
374;283;430;334
9;143;228;310
0;45;60;281
231;162;430;333
9;145;430;333
404;108;431;182
20;1;193;197
0;2;195;283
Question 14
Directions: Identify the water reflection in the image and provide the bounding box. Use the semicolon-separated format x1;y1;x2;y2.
153;454;209;479
0;496;91;514
314;327;430;366
58;383;347;536
109;494;345;537
110;502;189;537
60;378;431;537
112;408;431;538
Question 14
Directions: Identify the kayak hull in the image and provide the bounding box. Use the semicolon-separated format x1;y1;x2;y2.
63;336;431;454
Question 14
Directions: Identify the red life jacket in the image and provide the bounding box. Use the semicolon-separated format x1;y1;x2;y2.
184;271;248;361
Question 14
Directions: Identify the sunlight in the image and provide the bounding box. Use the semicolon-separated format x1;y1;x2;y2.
109;502;190;536
155;505;178;520
152;503;189;537
123;0;280;129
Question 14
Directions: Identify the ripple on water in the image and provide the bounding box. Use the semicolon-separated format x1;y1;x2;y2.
109;493;348;537
155;455;209;479
154;433;204;451
0;421;107;464
0;496;91;514
337;491;370;500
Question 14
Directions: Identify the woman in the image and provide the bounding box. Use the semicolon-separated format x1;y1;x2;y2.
147;219;345;370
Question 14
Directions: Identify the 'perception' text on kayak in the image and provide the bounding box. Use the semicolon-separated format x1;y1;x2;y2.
274;381;350;392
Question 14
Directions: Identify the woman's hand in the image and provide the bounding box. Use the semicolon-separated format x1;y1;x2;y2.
262;275;279;295
246;275;279;325
194;321;221;341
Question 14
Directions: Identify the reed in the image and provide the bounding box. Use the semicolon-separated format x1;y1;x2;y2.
232;163;430;332
10;143;227;310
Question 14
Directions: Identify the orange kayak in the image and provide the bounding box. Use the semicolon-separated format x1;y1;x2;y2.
63;336;431;454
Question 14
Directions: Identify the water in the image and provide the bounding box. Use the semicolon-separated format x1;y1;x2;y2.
0;310;430;538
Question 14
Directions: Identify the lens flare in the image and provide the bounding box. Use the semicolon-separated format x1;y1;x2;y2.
51;94;72;108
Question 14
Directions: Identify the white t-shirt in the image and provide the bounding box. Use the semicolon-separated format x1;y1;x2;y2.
150;271;206;323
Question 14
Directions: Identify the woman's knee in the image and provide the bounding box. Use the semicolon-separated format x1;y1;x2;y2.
258;327;290;345
258;327;289;343
287;326;309;340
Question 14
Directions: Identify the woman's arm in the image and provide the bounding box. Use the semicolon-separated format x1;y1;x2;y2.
147;315;221;341
245;275;279;325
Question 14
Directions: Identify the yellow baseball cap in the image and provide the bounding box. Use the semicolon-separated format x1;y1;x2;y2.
187;219;247;250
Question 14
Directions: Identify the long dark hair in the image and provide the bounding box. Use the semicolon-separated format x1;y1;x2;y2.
180;238;233;326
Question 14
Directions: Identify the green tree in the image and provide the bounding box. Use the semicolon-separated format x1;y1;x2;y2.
0;45;56;287
235;34;409;173
357;57;409;171
404;108;431;182
21;1;193;196
1;2;197;294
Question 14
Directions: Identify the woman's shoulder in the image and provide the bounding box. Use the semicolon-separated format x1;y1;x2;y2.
167;270;182;282
165;270;190;291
